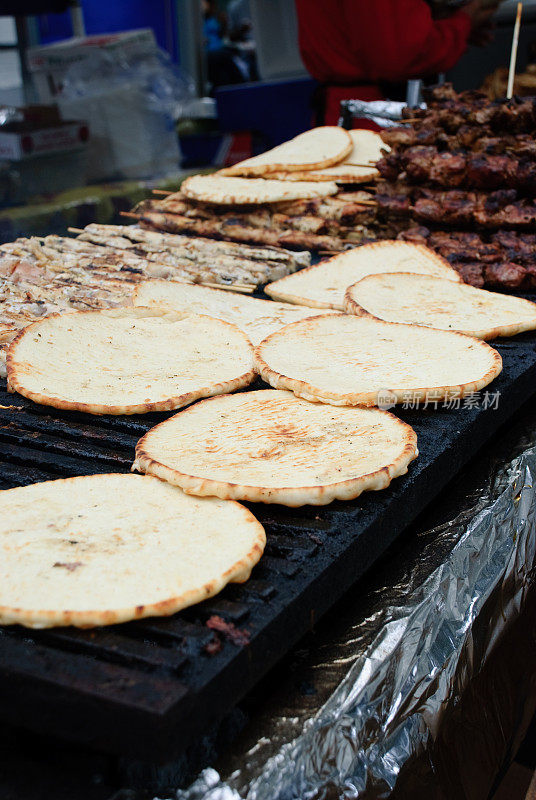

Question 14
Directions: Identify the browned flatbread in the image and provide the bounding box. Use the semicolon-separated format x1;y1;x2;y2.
344;273;536;339
254;314;502;407
0;473;265;628
265;241;461;310
133;390;418;506
181;175;338;205
7;308;255;415
221;127;353;176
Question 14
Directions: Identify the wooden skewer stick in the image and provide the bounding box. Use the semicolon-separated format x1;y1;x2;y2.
120;211;140;220
507;2;523;100
353;199;378;206
399;118;421;124
152;189;173;196
68;227;85;235
345;162;377;168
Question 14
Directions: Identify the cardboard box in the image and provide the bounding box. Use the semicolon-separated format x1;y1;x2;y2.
0;120;88;160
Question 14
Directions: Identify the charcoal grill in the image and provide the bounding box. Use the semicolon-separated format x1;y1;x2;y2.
0;327;536;762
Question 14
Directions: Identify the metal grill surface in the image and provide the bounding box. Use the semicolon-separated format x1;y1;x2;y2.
0;327;535;760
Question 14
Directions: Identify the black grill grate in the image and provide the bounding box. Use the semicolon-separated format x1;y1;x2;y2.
0;326;536;760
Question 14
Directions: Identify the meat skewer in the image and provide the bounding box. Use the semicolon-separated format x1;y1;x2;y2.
68;228;290;283
396;227;536;290
381;127;536;159
45;234;273;286
123;189;378;250
376;185;536;230
398;227;536;265
377;146;536;192
141;190;376;226
107;222;309;266
400;92;536;134
122;210;351;252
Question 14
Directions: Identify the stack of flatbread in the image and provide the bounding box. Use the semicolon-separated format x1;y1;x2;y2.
130;127;389;252
178;128;350;204
177;128;388;207
219;127;389;185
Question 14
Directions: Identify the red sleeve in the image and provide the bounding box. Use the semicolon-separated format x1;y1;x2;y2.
343;0;472;82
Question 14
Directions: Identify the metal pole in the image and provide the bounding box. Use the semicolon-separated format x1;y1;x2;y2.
69;1;86;38
405;79;422;108
14;16;33;105
177;0;207;97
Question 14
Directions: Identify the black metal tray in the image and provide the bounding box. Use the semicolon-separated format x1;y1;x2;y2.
0;328;535;762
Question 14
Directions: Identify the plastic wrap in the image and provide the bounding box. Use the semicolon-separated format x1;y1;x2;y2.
61;45;195;123
172;436;536;800
58;43;194;181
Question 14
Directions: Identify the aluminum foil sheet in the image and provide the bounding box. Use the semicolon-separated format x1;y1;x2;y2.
171;430;536;800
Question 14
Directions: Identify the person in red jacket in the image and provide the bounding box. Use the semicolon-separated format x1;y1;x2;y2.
295;0;501;126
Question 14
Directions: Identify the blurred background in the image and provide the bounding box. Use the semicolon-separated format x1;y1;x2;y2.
0;0;535;241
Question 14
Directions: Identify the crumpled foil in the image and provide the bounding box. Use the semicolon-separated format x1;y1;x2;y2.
339;100;417;128
171;440;536;800
0;106;24;128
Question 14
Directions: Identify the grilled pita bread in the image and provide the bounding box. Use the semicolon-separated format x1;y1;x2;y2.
133;390;418;506
264;241;462;310
344;273;536;339
133;281;339;345
221;127;353;176
180;175;338;205
0;473;265;629
254;315;502;407
267;130;389;183
345;129;391;165
266;164;379;184
7;307;255;415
